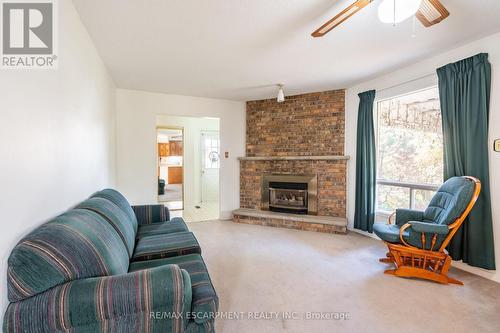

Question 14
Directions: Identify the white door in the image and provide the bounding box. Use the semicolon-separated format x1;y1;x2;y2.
201;131;220;203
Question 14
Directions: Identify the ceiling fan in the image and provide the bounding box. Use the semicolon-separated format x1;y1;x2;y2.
312;0;449;37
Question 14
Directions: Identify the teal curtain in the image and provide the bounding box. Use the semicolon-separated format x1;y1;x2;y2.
354;90;376;233
437;53;495;269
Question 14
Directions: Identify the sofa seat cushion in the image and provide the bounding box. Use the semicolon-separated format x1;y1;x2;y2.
91;189;138;234
373;223;410;244
137;217;189;238
132;232;201;262
7;209;129;302
76;197;136;257
129;254;218;325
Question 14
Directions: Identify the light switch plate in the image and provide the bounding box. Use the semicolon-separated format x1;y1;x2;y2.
495;139;500;152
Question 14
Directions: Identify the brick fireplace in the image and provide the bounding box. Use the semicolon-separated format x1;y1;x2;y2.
233;90;349;234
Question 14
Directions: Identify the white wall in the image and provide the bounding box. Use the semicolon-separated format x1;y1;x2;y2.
0;0;116;312
346;32;500;282
116;89;245;219
156;115;219;207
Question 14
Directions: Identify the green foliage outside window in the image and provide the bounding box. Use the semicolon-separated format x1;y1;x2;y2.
376;87;443;212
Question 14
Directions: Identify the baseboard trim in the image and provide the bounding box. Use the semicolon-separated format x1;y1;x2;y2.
219;210;233;220
347;226;380;240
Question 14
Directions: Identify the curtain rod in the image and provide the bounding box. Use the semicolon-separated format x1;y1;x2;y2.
376;72;437;94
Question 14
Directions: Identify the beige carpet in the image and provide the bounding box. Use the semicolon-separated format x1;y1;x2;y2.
187;220;500;333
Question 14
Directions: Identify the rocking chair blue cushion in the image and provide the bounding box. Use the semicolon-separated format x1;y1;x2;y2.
373;177;476;250
372;224;410;243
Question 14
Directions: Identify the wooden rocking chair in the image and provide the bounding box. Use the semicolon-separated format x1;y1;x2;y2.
373;176;481;285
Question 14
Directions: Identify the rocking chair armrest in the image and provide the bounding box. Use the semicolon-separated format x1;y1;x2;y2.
408;221;449;235
395;209;424;226
399;223;414;248
387;212;396;224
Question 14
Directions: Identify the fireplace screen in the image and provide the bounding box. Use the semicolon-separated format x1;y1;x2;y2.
268;182;308;214
261;174;318;215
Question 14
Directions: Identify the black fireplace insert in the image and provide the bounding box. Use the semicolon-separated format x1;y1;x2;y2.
268;181;308;214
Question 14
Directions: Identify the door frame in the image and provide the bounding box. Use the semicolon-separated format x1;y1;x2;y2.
156;126;185;210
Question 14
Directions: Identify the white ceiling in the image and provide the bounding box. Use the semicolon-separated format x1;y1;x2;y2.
72;0;500;101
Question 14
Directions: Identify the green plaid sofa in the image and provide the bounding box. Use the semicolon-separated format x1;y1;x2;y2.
3;189;218;333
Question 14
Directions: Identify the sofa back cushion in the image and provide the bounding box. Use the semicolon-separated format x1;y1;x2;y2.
75;197;136;256
423;177;475;225
7;209;129;302
91;189;138;234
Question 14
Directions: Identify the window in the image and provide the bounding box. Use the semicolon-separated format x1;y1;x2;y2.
376;86;443;213
203;136;220;169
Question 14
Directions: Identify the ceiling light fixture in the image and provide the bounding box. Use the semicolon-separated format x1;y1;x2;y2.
277;84;285;103
378;0;422;24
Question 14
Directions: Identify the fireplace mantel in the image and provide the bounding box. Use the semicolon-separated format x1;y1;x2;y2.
237;155;350;161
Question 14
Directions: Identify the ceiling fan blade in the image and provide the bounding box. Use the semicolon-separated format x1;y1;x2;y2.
312;0;373;37
416;0;450;27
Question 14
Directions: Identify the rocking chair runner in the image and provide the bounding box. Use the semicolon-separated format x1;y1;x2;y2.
373;176;481;285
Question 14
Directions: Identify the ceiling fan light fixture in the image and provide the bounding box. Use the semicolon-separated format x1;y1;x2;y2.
277;84;285;103
378;0;422;24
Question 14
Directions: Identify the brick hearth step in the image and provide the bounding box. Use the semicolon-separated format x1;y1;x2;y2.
232;208;347;234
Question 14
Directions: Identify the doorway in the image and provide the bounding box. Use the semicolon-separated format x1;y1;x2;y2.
156;115;220;222
157;128;184;211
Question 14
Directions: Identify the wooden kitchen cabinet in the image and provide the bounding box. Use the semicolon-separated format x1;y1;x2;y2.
158;143;170;157
159;141;182;157
169;141;183;156
168;166;183;184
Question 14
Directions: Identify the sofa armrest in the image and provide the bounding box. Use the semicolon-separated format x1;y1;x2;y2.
3;265;192;332
408;221;449;235
132;204;170;225
395;209;424;226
